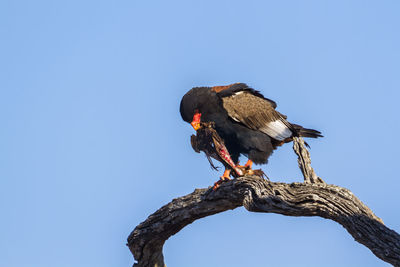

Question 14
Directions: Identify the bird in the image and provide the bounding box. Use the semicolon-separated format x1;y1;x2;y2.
180;83;322;185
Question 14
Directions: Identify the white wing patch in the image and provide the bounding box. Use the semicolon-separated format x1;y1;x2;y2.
231;116;241;122
260;120;292;141
233;91;244;96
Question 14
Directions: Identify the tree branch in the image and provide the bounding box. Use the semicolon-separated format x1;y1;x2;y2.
292;137;325;184
127;138;400;266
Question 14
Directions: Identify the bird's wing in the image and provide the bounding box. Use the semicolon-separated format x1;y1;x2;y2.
213;83;277;108
215;84;295;141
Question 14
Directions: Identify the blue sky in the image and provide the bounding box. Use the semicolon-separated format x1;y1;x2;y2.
1;1;399;266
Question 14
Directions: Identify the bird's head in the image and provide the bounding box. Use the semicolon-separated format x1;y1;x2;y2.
180;87;219;131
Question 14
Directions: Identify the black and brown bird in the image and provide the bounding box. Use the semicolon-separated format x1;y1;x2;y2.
180;83;322;184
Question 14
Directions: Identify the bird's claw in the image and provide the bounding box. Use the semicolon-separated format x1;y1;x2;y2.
212;175;231;190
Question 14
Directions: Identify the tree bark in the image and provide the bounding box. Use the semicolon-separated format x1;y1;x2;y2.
127;138;400;267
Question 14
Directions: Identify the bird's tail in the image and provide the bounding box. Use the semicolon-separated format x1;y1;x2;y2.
292;124;323;138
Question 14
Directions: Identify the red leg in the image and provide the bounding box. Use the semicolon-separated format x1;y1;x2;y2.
244;159;253;168
237;159;253;169
213;169;231;190
220;169;231;180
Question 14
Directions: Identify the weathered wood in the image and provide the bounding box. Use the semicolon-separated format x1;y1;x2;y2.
127;138;400;266
127;177;400;266
293;137;325;184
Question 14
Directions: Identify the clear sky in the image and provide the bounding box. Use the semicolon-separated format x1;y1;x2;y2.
1;1;399;266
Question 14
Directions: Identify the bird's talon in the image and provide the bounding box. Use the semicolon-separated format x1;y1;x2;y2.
220;176;231;181
244;159;253;169
236;159;253;171
212;179;224;190
212;183;220;190
212;170;232;190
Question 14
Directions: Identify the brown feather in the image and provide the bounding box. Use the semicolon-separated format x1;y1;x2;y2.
222;92;295;136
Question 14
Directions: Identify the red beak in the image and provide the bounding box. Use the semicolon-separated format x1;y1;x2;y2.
191;111;201;131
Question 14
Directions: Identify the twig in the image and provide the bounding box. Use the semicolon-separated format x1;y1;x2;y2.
292;137;325;184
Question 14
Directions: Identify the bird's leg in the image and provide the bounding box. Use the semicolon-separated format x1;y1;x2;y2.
220;169;231;181
212;169;231;190
236;159;267;178
237;159;253;170
244;159;253;168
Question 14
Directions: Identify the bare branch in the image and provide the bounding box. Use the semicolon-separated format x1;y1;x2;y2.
127;177;400;266
292;137;325;184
